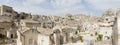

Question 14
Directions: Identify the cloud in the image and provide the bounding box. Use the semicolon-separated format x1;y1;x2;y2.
51;0;82;9
17;0;84;15
49;0;84;15
85;0;120;10
0;0;120;16
24;0;47;5
13;5;53;15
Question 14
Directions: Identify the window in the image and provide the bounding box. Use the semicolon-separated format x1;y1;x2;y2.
43;25;46;28
0;34;5;39
32;29;34;32
11;34;13;38
106;18;108;21
105;32;107;34
6;10;12;13
108;22;111;23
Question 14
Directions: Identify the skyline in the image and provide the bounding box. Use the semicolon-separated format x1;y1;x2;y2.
0;0;120;16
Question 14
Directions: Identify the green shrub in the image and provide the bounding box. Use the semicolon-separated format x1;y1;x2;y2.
95;32;98;35
97;34;103;41
80;36;83;42
75;31;78;35
91;34;93;36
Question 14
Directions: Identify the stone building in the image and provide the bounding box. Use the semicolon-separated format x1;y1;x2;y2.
0;15;17;44
53;26;77;44
17;24;62;45
0;5;13;15
17;19;60;45
0;5;17;16
16;19;40;45
19;12;32;19
37;28;54;45
112;9;120;45
0;16;12;38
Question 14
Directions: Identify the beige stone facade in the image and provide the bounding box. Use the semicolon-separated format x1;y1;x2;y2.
0;5;120;45
0;15;17;44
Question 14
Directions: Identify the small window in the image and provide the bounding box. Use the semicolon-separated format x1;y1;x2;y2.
32;29;34;32
85;28;87;30
105;32;107;34
11;34;13;38
108;22;111;23
43;25;46;28
106;18;108;21
0;34;5;38
6;10;12;13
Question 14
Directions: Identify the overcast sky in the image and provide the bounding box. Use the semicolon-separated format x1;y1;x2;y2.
0;0;120;16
